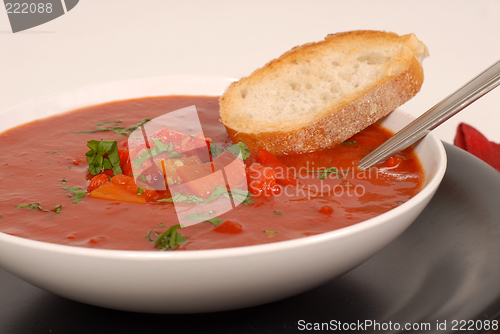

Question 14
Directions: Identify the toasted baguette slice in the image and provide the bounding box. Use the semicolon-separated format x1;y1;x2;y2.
219;30;428;155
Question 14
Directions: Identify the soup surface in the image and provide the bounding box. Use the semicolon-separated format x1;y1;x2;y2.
0;96;423;250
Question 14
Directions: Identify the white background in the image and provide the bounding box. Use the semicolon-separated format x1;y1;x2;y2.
1;0;499;144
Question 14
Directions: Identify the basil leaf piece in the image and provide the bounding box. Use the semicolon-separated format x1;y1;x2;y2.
273;211;283;216
210;143;224;158
169;152;183;159
226;142;251;160
342;140;357;145
157;188;252;206
146;229;154;242
95;120;122;126
156;198;174;203
132;140;174;170
207;218;224;226
114;118;152;136
185;213;224;226
16;202;62;214
46;149;64;154
74;118;151;136
205;185;229;202
154;224;187;251
62;187;86;204
156;192;204;205
85;140;123;176
227;188;252;205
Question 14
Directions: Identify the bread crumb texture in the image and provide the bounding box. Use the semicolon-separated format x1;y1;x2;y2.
219;30;429;155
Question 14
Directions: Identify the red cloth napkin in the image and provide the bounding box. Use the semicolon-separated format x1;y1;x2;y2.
454;123;500;172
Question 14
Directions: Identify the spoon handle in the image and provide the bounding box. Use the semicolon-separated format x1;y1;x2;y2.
358;59;500;170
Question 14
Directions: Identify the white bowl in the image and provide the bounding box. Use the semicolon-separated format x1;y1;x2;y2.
0;76;446;313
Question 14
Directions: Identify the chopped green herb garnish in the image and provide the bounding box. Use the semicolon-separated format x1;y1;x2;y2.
74;118;151;136
16;202;62;214
133;140;174;170
95;120;122;126
273;211;283;216
137;187;144;195
185;213;224;226
158;222;164;226
156;187;252;206
229;189;253;205
153;224;187;251
157;192;205;205
169;152;183;159
62;187;86;204
210;143;224;158
206;218;224;225
342;140;357;145
264;230;277;234
46;149;64;154
307;167;351;180
133;174;148;182
205;185;229;202
146;229;154;242
62;178;67;184
226;142;251;160
85;140;122;176
117;118;152;136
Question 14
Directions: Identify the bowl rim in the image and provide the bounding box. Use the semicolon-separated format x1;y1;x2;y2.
0;75;447;260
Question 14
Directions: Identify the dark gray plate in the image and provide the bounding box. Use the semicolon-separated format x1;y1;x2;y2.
1;143;499;334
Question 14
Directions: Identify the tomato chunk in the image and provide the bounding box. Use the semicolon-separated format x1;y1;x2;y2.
258;149;297;186
118;149;133;176
246;163;280;197
176;162;225;198
88;174;111;192
319;205;334;215
212;151;247;189
213;221;243;234
385;155;404;168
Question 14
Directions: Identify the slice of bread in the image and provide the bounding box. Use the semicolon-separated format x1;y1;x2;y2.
219;30;429;155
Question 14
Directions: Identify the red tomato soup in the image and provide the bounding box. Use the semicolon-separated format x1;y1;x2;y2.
0;96;424;251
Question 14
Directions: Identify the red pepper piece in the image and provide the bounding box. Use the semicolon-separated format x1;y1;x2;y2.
258;149;297;186
213;221;243;234
118;149;133;176
246;163;280;197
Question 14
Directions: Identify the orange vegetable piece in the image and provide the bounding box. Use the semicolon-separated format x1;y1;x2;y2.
89;181;147;204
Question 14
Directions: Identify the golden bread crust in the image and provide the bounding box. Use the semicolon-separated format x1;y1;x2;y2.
219;30;427;155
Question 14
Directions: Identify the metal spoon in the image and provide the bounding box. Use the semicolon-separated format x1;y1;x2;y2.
358;59;500;170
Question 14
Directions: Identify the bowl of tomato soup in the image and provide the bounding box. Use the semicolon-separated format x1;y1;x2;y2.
0;76;446;313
